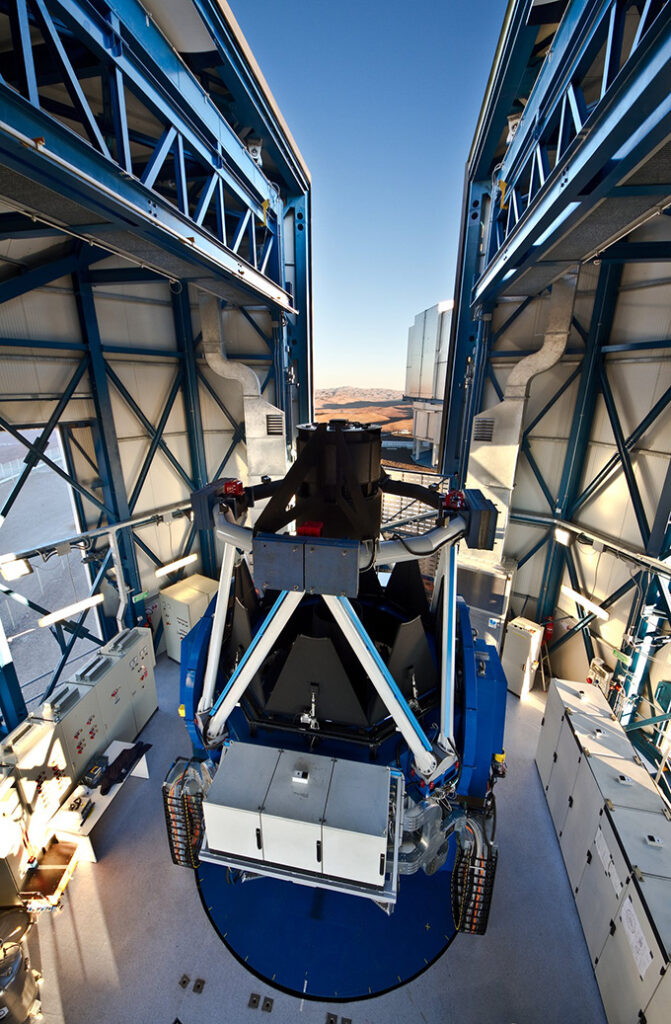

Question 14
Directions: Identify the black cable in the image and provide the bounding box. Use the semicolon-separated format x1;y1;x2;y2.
360;541;377;572
390;529;465;558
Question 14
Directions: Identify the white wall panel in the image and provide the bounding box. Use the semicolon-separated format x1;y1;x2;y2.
524;362;580;441
0;283;81;342
92;284;177;350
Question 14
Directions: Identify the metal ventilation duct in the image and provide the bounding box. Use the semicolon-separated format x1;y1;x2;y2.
466;272;578;565
198;293;287;483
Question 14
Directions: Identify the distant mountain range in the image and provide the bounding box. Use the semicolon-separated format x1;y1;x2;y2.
314;387;413;434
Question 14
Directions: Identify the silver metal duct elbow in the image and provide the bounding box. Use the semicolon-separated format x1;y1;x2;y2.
504;273;578;399
199;293;260;397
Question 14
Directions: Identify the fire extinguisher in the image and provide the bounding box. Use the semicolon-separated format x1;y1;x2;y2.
542;615;554;646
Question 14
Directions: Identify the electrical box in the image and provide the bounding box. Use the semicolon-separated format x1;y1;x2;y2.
103;627;157;733
160;574;218;662
33;681;105;780
538;678;671;1024
0;766;26;904
73;653;137;743
203;742;390;888
501;616;544;697
0;718;71;846
587;656;613;697
595;873;671;1024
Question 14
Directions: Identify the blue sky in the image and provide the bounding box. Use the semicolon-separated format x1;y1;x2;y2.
233;1;508;390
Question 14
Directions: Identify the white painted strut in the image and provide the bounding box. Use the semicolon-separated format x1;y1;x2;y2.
438;544;458;750
323;595;437;777
199;542;236;714
207;589;303;742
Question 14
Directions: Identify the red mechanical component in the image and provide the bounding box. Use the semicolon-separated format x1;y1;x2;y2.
443;489;467;511
542;615;554;645
297;521;324;537
223;479;244;497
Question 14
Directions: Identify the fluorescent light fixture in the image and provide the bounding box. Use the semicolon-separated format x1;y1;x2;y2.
155;553;198;579
38;593;104;628
0;558;32;581
554;527;572;547
561;584;609;621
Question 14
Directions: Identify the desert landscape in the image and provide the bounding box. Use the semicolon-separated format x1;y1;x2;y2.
314;387;414;435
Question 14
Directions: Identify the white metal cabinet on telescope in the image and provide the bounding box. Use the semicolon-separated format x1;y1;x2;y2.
160;574;218;662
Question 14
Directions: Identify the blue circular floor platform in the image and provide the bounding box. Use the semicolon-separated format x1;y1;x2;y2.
197;846;458;1001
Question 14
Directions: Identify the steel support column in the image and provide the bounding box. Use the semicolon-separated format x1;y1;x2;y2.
172;284;217;578
537;263;623;622
284;194;312;431
0;617;27;732
440;180;491;481
73;267;143;626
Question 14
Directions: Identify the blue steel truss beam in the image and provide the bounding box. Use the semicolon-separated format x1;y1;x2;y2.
104;364;195;492
73;267;143;623
522;363;583;440
172;285;217;579
474;0;671;306
440;180;490;479
0;582;103;647
59;424;91;535
564;544;596;662
284;195;312;428
572;381;671;514
0;408;111;515
43;548;112;699
0;356;88;523
196;367;242;434
485;363;504;402
0;618;26;732
8;0;39;107
521;436;556;510
127;371;183;513
517;529;551;570
598;362;651;546
549;572;640;653
537;262;623;622
0;1;294;311
189;0;310;195
0;245;105;304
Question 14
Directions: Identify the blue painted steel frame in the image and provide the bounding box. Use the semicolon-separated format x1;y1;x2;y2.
0;622;27;733
537;262;623;623
0;1;313;726
0;0;300;311
477;0;671;305
73;265;144;624
172;285;217;579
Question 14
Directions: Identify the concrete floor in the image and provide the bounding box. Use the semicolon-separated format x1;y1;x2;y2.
28;656;607;1024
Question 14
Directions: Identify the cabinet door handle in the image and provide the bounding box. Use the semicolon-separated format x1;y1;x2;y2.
255;828;262;850
568;795;574;808
316;840;322;863
609;919;616;936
